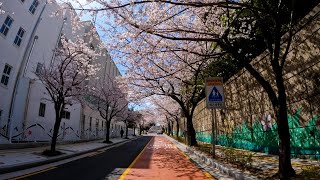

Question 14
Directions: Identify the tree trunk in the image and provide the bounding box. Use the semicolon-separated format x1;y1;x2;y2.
244;60;295;179
168;122;171;135
170;121;174;136
105;120;111;143
186;115;197;146
51;105;62;152
133;126;136;136
275;75;295;179
125;122;128;138
139;125;142;135
176;118;180;138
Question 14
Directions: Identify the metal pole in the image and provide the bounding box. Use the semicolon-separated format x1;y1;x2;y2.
215;109;218;144
50;17;67;65
23;36;38;77
211;109;216;158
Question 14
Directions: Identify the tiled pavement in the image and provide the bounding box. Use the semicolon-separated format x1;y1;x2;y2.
122;136;215;180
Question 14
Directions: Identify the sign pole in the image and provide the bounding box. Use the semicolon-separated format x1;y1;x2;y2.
211;109;215;158
215;109;218;144
205;77;224;160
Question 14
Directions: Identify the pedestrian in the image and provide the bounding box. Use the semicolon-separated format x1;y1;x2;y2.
120;128;124;138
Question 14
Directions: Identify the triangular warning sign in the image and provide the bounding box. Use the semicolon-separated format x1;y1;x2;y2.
209;86;222;101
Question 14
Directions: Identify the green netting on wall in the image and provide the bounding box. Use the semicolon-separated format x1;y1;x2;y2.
196;131;212;143
173;131;184;137
195;109;320;159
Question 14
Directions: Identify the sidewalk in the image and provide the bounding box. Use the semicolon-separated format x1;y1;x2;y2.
164;135;236;180
166;135;320;180
0;136;140;174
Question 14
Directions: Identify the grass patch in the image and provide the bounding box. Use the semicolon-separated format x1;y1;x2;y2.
167;134;186;144
167;135;320;179
293;165;320;180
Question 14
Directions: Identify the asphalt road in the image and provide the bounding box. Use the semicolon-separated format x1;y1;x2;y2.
18;136;152;180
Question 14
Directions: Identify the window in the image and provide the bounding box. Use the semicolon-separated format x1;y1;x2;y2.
1;64;12;86
14;27;25;46
38;103;46;117
61;110;70;119
29;0;39;14
89;117;92;130
35;62;43;74
0;16;14;36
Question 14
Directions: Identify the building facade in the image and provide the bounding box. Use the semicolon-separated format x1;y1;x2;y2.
0;0;127;143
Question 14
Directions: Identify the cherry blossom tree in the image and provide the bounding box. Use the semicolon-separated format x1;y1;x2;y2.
118;109;140;138
137;108;158;134
117;49;211;146
37;37;98;155
133;111;145;135
0;2;5;14
65;0;227;146
62;1;223;147
129;111;143;136
88;76;128;143
61;0;319;178
126;110;142;136
150;96;180;138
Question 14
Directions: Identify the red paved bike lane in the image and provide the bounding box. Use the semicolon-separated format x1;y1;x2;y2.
120;136;214;180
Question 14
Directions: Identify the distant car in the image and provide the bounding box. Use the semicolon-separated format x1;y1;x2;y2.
157;130;163;134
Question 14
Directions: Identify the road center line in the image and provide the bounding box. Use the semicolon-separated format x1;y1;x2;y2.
118;137;153;180
9;167;56;180
88;151;104;157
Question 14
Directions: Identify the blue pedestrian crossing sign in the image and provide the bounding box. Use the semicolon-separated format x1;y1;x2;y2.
209;87;222;101
205;77;225;109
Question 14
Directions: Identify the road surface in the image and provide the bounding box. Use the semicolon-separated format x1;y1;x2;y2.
10;136;214;180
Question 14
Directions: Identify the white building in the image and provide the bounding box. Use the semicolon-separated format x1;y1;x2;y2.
0;0;127;143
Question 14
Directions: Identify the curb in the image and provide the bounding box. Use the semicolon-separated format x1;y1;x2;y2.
165;135;258;180
0;136;141;174
0;138;105;150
